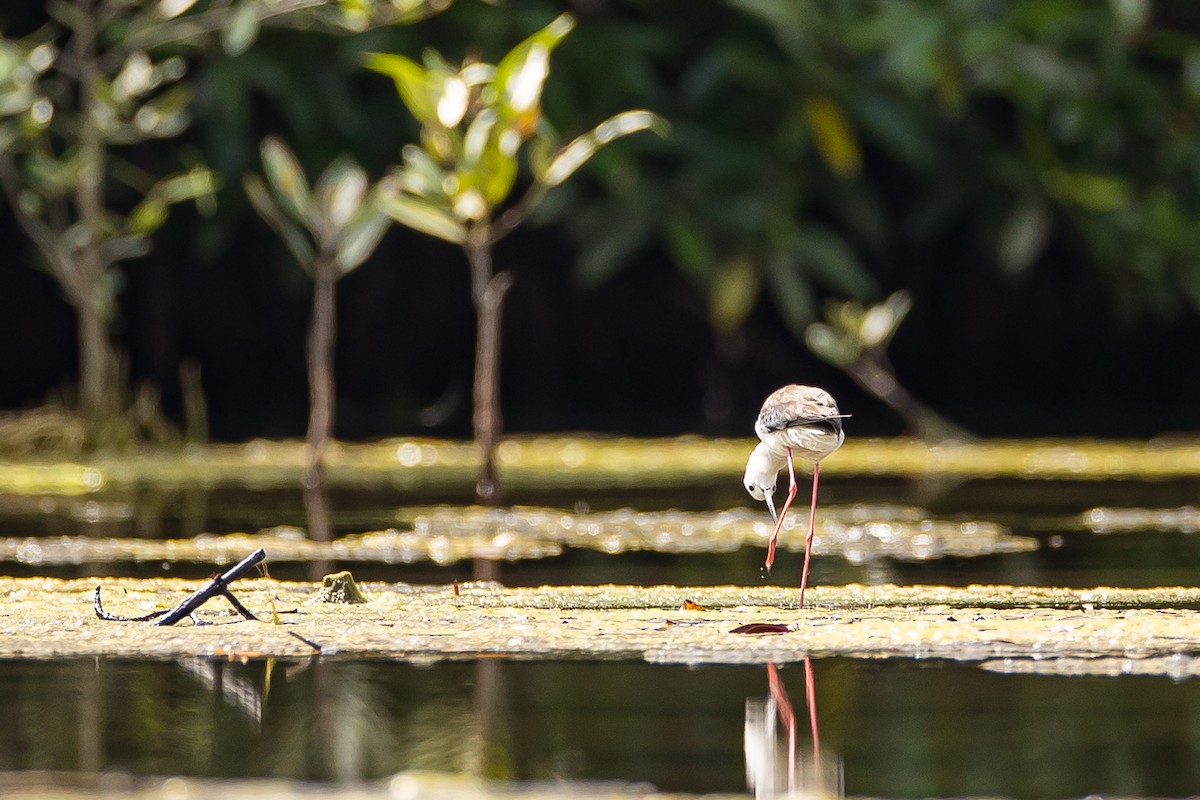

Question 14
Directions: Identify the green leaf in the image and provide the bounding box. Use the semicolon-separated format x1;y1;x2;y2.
222;2;261;57
159;166;215;204
708;255;760;334
436;73;468;128
859;291;911;348
335;210;390;273
804;96;861;177
540;110;667;187
365;52;438;127
493;13;575;121
245;174;315;268
379;192;465;244
398;145;447;198
259;136;314;226
316;156;368;232
127;197;168;235
805;321;859;367
1042;168;1129;212
132;84;192;139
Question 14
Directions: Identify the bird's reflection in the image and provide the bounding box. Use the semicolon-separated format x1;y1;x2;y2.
745;659;842;798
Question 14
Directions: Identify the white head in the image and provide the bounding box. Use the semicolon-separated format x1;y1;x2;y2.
743;441;785;521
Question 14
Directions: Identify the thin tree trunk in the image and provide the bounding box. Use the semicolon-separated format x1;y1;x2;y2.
465;231;513;503
73;0;120;441
306;249;338;475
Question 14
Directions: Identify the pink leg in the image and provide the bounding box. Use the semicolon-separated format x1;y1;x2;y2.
798;462;822;609
765;447;798;571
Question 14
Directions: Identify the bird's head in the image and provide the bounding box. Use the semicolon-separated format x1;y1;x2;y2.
743;442;782;522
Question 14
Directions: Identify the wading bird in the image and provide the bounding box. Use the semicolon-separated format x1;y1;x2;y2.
744;385;847;607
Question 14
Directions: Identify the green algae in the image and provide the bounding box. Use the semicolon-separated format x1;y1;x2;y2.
4;436;1200;495
317;571;369;603
4;578;1200;667
0;503;1031;566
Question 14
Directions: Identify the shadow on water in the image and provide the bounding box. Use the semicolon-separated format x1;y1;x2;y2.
2;656;1200;798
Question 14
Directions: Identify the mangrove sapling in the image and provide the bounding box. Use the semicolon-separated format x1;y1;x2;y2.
245;138;390;477
368;12;666;501
0;0;449;447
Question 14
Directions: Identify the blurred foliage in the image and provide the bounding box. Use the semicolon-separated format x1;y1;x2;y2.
367;12;665;244
525;0;1200;325
5;0;1200;442
0;0;447;448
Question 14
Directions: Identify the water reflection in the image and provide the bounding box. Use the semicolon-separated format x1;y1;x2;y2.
745;661;841;798
6;657;1200;796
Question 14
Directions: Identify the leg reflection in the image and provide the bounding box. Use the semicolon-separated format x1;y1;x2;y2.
745;659;842;798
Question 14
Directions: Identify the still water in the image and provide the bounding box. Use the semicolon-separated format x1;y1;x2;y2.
2;656;1199;798
4;438;1200;797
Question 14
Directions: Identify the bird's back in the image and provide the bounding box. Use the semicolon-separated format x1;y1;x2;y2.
755;384;845;460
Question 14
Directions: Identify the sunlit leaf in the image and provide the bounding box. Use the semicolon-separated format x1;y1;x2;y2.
112;52;154;101
436;73;468;127
540;110;666;186
399;145;447;198
804;96;861;177
259;136;314;225
860;291;911;348
805;321;859;366
221;2;261;57
451;187;488;221
365;52;438;127
493;13;575;122
462;109;497;167
159;166;215;204
335;209;389;273
157;0;199;20
132;84;191;138
379;192;465;244
316;156;368;231
709;255;759;334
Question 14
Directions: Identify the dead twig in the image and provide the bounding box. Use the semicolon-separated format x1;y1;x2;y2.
95;548;265;625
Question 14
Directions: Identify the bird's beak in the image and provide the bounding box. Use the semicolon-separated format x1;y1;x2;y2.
764;491;778;523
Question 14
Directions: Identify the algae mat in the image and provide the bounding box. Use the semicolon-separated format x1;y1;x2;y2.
4;578;1200;670
7;436;1200;495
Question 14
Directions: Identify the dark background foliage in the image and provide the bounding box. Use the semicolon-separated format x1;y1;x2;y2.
4;0;1200;441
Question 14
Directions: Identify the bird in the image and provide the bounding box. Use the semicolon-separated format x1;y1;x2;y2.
743;385;847;607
